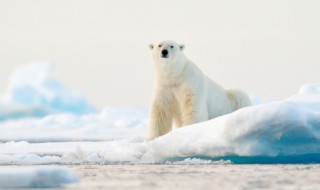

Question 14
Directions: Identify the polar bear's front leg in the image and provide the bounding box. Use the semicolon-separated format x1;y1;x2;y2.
180;89;208;127
147;101;173;141
180;90;200;126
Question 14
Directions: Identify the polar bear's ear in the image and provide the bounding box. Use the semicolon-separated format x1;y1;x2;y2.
179;44;185;51
149;44;154;50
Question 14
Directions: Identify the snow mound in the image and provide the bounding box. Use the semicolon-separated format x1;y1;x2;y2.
0;166;78;188
141;95;320;163
0;62;95;121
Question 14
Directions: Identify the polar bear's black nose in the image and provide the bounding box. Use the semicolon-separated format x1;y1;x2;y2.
161;49;168;57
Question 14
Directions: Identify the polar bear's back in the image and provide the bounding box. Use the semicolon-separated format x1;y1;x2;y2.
204;77;251;119
205;78;234;118
226;89;252;110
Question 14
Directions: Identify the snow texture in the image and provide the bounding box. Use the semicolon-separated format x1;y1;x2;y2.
0;166;78;188
0;62;95;121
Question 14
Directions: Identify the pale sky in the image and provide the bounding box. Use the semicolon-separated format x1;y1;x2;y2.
1;0;320;108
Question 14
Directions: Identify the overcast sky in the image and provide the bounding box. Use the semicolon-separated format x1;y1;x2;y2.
1;0;320;108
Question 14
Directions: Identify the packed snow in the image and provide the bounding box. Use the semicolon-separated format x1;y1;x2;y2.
0;63;320;164
0;166;78;188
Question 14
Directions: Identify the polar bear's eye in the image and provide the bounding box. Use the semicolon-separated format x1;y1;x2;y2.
170;46;174;48
158;45;162;48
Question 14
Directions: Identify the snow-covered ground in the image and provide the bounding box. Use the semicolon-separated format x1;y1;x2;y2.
1;164;319;190
64;164;320;190
0;63;319;166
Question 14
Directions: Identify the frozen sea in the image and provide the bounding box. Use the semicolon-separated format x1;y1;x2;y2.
0;63;320;189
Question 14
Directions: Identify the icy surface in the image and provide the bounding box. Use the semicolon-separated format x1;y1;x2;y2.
1;86;320;164
0;62;95;121
0;64;320;164
143;97;320;163
0;166;78;188
0;107;148;142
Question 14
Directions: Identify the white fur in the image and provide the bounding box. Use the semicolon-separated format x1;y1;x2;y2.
148;40;251;140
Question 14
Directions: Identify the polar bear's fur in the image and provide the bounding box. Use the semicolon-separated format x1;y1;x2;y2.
147;40;251;140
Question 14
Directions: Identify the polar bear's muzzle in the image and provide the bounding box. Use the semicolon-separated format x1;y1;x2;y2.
161;49;169;58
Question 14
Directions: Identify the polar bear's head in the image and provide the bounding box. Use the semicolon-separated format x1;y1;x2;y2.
149;40;185;63
149;41;187;84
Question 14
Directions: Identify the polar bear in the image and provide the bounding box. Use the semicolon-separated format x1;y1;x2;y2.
147;40;251;140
